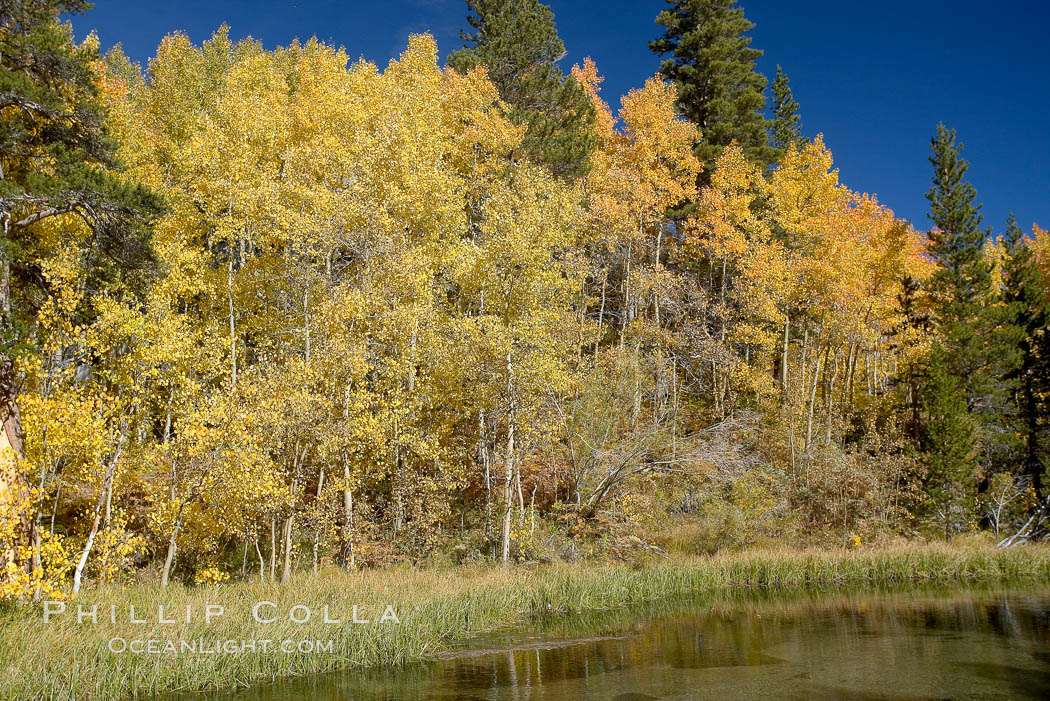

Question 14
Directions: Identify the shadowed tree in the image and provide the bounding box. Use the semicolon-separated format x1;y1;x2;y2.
921;348;978;538
924;124;1020;497
768;64;804;161
1002;213;1049;496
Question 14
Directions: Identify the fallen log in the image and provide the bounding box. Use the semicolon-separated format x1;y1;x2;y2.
998;496;1050;547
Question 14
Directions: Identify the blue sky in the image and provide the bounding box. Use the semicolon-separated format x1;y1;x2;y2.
70;0;1049;234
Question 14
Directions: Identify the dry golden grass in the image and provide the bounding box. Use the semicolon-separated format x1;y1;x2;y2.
2;542;1049;699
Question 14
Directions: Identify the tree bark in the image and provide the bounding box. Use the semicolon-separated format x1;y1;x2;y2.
0;243;31;577
805;343;826;453
227;256;237;387
781;315;790;394
160;514;180;588
255;537;265;583
280;515;294;583
72;422;128;594
480;409;492;544
825;352;840;445
501;353;515;566
342;456;355;570
269;516;276;581
312;465;324;574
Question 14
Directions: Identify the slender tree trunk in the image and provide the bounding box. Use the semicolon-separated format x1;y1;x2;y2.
160;513;182;588
516;460;526;526
312;465;324;574
481;410;492;543
800;326;810;395
228;257;237;387
393;418;403;534
303;287;310;363
781;315;790;394
632;344;641;427
805;344;826;453
620;247;631;349
671;355;679;461
72;423;128;594
843;342;857;408
255;537;265;583
825;352;840;445
269;516;276;581
595;268;607;358
104;475;113;528
501;353;516;566
281;515;294;583
342;455;355;570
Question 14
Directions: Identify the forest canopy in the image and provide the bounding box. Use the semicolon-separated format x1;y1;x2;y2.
1;0;1048;599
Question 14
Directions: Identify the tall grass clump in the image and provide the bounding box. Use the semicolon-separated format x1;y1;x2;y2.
2;543;1049;699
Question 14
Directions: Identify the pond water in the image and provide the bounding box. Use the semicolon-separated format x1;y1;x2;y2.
179;585;1050;700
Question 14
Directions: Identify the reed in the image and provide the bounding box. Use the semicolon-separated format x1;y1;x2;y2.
2;543;1048;700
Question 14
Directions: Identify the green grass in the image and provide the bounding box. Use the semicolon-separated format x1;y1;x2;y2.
2;543;1049;700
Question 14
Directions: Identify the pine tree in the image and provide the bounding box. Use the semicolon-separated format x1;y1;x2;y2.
0;0;160;330
892;275;932;439
768;64;803;160
924;125;1024;499
0;0;159;569
924;124;995;406
449;0;596;178
1003;213;1049;496
650;0;774;180
921;348;979;538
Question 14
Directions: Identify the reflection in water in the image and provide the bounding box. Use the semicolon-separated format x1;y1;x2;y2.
172;585;1050;701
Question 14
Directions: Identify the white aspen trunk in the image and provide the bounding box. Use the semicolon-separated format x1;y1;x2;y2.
805;344;825;453
712;359;721;417
280;443;306;584
303;287;310;363
516;461;526;526
671;355;679;461
620;247;631;349
865;350;873;396
160;516;180;588
103;477;113;528
800;326;810;397
632;345;641;427
825;352;840;445
595;267;607;358
843;342;856;407
781;315;790;394
228;257;237;387
342;456;355;570
393;417;403;534
530;486;537;536
281;515;294;583
871;341;878;394
341;385;354;570
312;465;324;575
269;516;276;581
72;424;127;594
480;409;492;543
501;353;515;566
255;537;265;583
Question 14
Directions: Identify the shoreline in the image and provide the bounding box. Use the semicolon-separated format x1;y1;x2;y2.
3;543;1050;700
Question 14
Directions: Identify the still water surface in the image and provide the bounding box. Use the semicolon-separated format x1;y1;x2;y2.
179;586;1050;700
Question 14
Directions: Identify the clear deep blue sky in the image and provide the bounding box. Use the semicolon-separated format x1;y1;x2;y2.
70;0;1049;234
